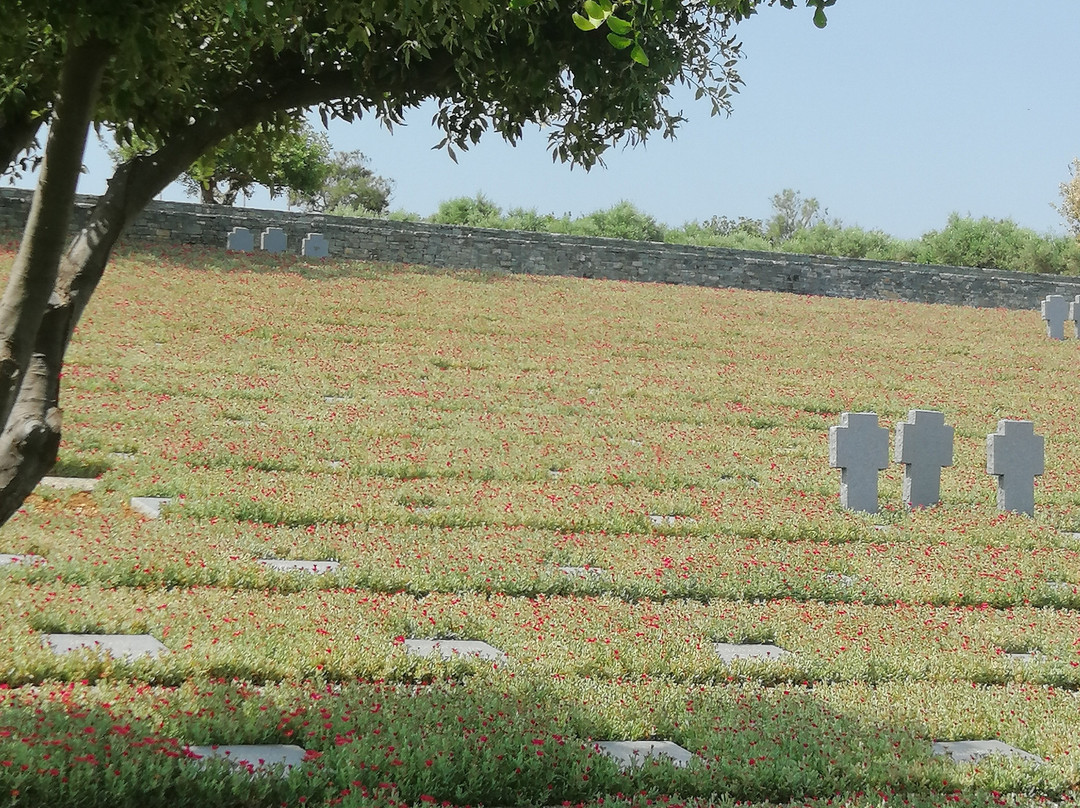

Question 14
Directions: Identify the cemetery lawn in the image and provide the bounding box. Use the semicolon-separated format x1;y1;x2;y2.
3;240;1080;807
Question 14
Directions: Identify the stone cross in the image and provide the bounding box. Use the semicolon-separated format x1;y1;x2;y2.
302;233;329;258
829;412;890;513
260;227;287;253
894;409;953;508
1041;295;1068;339
1069;295;1080;339
986;419;1044;516
226;227;254;252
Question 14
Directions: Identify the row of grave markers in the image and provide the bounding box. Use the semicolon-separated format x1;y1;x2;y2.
227;226;329;258
13;630;1044;773
830;410;1044;515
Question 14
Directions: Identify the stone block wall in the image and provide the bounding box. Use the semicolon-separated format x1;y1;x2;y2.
2;187;1078;309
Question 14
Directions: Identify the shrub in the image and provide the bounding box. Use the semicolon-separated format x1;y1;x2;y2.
430;193;504;228
780;222;911;261
914;213;1080;273
565;201;666;242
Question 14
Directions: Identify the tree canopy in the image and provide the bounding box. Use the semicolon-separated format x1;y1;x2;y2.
0;0;832;524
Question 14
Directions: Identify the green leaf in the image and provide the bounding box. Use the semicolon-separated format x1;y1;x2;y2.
630;43;649;66
596;0;614;13
606;32;631;49
813;7;827;27
605;15;632;34
572;12;599;30
583;0;606;21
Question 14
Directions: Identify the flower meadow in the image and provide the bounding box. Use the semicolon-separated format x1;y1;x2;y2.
2;240;1080;807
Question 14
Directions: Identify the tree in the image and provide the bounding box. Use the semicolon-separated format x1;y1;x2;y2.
290;150;393;215
766;188;827;243
0;0;833;525
1057;158;1080;238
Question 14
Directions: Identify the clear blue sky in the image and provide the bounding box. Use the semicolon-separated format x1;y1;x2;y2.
32;0;1080;240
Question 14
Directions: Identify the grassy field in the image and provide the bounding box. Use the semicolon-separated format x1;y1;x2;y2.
2;240;1080;807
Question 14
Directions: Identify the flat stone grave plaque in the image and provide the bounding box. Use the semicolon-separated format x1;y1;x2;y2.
302;233;329;258
260;227;287;253
714;643;790;663
186;744;307;775
39;476;98;492
1046;581;1074;592
323;395;349;403
1002;650;1041;663
226;227;255;252
130;497;172;518
257;559;339;574
822;572;857;588
931;740;1041;764
594;740;694;769
45;633;167;660
648;514;697;526
0;553;45;565
404;639;506;661
558;565;608;578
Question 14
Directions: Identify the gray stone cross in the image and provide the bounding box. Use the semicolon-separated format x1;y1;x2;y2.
829;412;890;513
1041;295;1068;339
226;227;254;252
894;409;953;508
1069;295;1080;339
301;233;329;258
260;227;287;253
986;419;1044;516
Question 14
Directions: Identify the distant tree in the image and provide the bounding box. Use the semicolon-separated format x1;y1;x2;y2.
290;150;392;214
1057;158;1080;238
766;188;826;243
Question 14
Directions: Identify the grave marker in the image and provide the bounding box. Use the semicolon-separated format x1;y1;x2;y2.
931;740;1041;765
45;633;167;660
714;643;789;663
986;420;1044;516
301;233;329;258
829;412;890;513
0;553;45;565
1070;295;1080;338
257;559;339;574
557;565;608;579
226;227;254;252
894;409;953;508
260;227;287;253
403;639;506;661
185;744;307;775
130;496;173;519
593;740;694;769
39;476;98;492
1041;295;1068;339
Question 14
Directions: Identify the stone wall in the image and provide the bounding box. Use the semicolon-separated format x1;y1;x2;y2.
3;186;1078;309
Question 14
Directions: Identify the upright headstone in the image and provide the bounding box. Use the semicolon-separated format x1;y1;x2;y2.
226;227;254;252
829;412;890;514
301;233;329;258
986;419;1044;516
894;409;953;508
1070;295;1080;339
260;227;287;253
1041;295;1068;339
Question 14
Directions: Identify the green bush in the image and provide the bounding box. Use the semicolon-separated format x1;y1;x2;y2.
780;222;913;261
430;193;504;228
913;213;1080;273
665;221;772;251
564;200;666;242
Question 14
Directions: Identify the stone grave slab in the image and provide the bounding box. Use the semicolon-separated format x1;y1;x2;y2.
1041;295;1068;339
1003;650;1041;663
593;740;694;769
931;740;1041;765
226;227;255;252
829;412;890;513
1070;295;1080;339
822;572;857;588
130;497;172;518
557;565;608;578
46;633;167;660
894;410;953;508
302;233;329;258
323;395;349;403
186;744;307;774
0;553;45;566
260;227;287;253
39;476;98;492
403;639;506;661
986;420;1044;516
257;559;339;574
648;514;697;526
1046;580;1074;592
714;643;790;663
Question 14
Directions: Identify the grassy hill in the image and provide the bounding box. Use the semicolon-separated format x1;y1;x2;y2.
1;241;1078;806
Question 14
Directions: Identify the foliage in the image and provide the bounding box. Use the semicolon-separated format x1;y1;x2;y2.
289;150;392;215
430;193;505;228
765;187;827;243
915;213;1080;274
779;221;914;261
1056;157;1080;238
563;200;667;241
